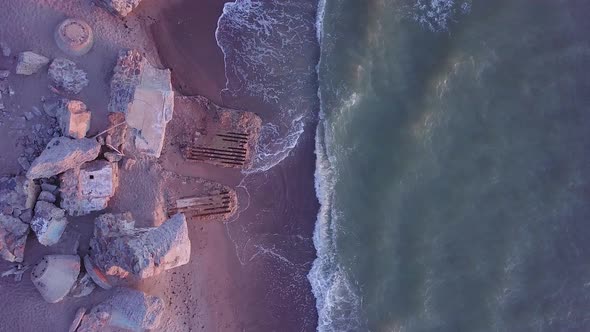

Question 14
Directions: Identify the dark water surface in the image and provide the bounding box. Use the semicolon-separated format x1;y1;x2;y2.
310;0;590;331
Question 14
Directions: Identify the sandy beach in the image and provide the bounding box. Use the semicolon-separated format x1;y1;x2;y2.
0;0;319;331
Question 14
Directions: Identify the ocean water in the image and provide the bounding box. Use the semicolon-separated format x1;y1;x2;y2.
310;0;590;332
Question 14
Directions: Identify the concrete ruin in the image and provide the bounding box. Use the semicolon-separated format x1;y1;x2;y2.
15;51;50;75
173;96;262;169
54;18;94;57
48;58;89;94
26;137;101;180
85;213;190;288
31;254;80;303
108;50;174;158
30;201;68;246
97;0;144;18
72;288;164;332
60;160;119;216
57;99;91;139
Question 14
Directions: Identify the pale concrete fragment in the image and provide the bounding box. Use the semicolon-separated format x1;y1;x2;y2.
31;255;80;303
0;214;29;262
27;137;101;180
109;50;174;157
96;0;143;18
57;100;91;139
60;160;119;216
76;288;164;332
87;213;190;288
48;58;89;94
31;201;68;246
16;51;49;75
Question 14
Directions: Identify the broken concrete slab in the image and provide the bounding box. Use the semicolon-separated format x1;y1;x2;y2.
55;18;94;57
31;254;80;303
96;0;144;18
69;272;96;298
173;96;262;169
26;137;101;180
75;288;164;332
109;50;174;158
16;51;50;75
48;58;89;94
60;160;119;216
86;213;190;288
31;201;68;246
0;214;29;262
57;99;91;139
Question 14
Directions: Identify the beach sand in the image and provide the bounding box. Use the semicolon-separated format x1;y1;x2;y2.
0;0;318;331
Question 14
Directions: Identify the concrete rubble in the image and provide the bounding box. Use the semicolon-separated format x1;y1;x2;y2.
109;50;174;158
72;288;164;332
105;112;127;150
26;137;101;180
48;58;89;94
57;99;91;139
60;160;119;216
85;213;190;288
30;201;68;246
97;0;144;18
0;214;29;263
1;263;29;282
69;272;96;298
31;254;80;303
16;51;50;75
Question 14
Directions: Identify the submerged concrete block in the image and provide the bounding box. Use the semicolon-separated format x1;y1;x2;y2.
31;201;68;246
60;160;119;216
86;213;190;288
26;137;101;180
31;254;80;303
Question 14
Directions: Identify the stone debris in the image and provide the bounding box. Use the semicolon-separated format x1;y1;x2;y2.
16;51;50;75
31;254;80;303
60;160;119;216
24;112;34;121
38;190;57;203
103;151;122;163
69;272;96;298
55;19;94;57
74;288;164;332
26;137;101;180
57;99;91;139
69;307;87;332
40;182;58;193
42;98;60;117
0;70;9;80
1;263;30;282
31;201;68;246
0;176;39;220
0;214;29;262
17;157;30;171
0;42;10;57
96;0;144;18
85;213;190;288
109;50;174;158
105;112;127;150
48;58;89;94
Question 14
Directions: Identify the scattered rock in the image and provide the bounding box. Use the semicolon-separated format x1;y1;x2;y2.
16;51;50;75
122;157;136;170
0;214;29;262
31;254;80;303
75;288;164;332
32;106;42;117
55;19;94;57
18;209;33;223
86;213;190;288
60;160;119;216
0;176;39;215
109;50;174;157
41;182;58;193
69;272;96;298
69;307;87;332
17;156;31;171
96;0;144;18
0;42;10;57
24;112;34;121
105;112;127;149
103;152;122;163
26;137;101;180
57;99;91;139
43;98;60;117
48;58;89;94
1;263;29;282
0;70;9;80
38;190;57;203
31;201;68;246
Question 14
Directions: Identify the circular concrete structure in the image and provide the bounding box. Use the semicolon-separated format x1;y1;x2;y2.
31;255;80;303
54;19;94;56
